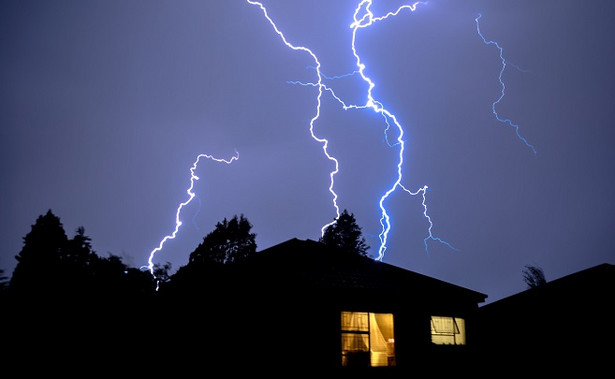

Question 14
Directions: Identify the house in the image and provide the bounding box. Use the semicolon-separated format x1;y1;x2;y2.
473;263;615;375
163;238;487;372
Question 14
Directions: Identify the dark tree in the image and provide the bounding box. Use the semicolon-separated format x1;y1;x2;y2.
9;210;157;297
152;261;172;285
320;209;370;256
63;226;94;267
3;210;160;368
188;214;257;265
161;215;257;318
9;209;69;293
522;264;547;288
58;226;99;290
88;254;157;297
0;269;8;292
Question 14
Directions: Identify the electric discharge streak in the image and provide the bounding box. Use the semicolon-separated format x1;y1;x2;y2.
248;0;456;261
144;152;239;285
146;2;536;279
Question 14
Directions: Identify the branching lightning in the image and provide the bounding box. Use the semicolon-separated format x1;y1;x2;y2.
350;1;456;260
249;0;456;261
144;151;238;282
247;0;341;235
475;13;537;155
143;3;535;281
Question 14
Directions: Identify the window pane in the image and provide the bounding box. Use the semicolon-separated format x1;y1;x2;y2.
431;316;466;345
341;333;369;352
341;311;369;332
370;313;395;367
431;316;455;333
341;333;370;367
341;311;396;367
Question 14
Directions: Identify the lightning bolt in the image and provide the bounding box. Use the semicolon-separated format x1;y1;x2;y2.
349;0;456;260
247;0;341;235
248;0;455;261
144;4;533;279
144;151;238;284
475;13;537;155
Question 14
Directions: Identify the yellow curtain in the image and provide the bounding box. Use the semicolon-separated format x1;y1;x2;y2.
370;313;395;366
341;312;396;366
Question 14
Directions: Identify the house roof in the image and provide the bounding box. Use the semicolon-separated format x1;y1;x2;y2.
478;262;615;313
238;238;487;306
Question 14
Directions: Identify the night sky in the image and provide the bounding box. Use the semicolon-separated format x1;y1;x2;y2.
2;0;614;304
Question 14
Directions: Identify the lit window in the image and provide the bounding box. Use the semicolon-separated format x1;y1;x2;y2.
430;316;466;345
341;311;396;367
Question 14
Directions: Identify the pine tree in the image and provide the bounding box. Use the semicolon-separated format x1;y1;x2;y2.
9;210;68;293
320;209;370;256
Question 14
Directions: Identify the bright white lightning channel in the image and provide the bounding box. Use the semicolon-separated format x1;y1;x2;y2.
247;0;341;235
350;0;457;260
248;0;456;261
145;152;239;278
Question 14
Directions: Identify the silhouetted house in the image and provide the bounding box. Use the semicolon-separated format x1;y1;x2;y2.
474;263;615;375
166;238;487;372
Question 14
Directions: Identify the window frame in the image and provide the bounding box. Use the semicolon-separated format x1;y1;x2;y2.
430;315;466;346
340;311;396;367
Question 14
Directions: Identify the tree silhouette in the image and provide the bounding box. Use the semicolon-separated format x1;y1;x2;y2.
63;226;94;267
9;209;69;294
0;269;8;292
8;210;156;297
88;253;156;297
320;209;370;256
152;261;172;285
161;215;257;296
188;214;257;265
522;264;547;288
3;210;160;369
